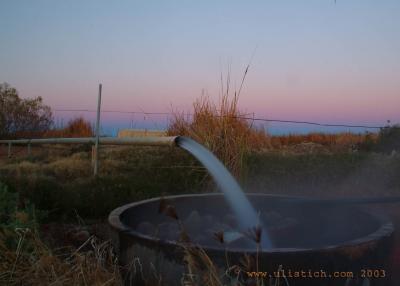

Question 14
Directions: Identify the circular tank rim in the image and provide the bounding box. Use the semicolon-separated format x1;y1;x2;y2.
108;193;394;254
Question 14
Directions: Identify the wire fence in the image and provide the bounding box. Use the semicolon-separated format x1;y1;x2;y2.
1;107;393;160
53;108;389;134
0;137;177;175
1;108;396;177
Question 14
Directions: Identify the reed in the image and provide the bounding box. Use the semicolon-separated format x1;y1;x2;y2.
167;91;270;177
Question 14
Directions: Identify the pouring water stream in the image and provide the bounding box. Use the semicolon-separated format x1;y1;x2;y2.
176;136;272;248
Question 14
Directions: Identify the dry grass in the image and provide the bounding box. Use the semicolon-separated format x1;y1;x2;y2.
0;229;121;286
0;152;91;181
6;161;42;175
271;132;377;149
182;246;224;286
167;94;270;177
45;153;92;179
0;181;122;286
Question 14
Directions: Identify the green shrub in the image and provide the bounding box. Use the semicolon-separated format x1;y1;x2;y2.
0;182;18;226
375;125;400;153
0;182;47;249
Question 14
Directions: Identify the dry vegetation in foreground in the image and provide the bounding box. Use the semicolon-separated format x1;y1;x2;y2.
0;182;122;286
0;231;121;286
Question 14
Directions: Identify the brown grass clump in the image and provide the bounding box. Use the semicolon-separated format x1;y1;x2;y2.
167;93;270;177
0;229;121;285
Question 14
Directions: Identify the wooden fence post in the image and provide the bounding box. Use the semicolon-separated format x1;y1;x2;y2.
7;142;11;158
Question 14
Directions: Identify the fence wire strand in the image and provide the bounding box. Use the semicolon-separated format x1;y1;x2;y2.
54;109;387;129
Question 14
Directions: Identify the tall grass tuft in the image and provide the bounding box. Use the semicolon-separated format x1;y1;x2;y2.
167;92;270;177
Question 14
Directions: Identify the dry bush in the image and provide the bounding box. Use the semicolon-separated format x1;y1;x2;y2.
45;117;93;138
0;83;53;139
167;94;270;177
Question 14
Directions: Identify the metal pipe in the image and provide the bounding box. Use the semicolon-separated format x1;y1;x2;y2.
100;136;178;146
0;136;179;147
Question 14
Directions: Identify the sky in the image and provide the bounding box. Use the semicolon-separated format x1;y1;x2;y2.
1;0;399;135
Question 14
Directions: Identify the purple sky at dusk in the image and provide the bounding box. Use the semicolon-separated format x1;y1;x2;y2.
1;1;399;134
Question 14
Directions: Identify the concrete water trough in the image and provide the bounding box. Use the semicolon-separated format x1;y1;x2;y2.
109;193;395;286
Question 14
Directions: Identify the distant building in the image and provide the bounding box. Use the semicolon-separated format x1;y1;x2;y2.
117;129;166;138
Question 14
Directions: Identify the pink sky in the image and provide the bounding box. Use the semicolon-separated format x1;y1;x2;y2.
1;1;399;133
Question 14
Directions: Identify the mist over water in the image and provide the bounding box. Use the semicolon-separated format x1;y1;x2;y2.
176;136;272;248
